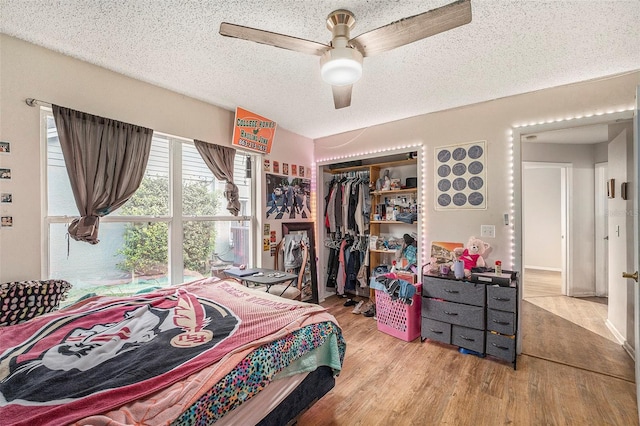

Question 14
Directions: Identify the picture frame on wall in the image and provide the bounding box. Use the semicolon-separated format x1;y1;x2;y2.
1;216;13;228
0;141;10;154
1;193;12;203
0;168;11;179
434;140;486;210
265;173;311;220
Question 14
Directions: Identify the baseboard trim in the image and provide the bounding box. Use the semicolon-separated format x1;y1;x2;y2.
523;266;562;272
623;341;635;361
605;319;626;345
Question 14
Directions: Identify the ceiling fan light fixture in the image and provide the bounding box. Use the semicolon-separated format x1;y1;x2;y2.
320;47;363;86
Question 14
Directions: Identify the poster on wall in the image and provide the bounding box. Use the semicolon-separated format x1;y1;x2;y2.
434;140;486;210
265;173;311;220
231;107;277;154
1;216;13;228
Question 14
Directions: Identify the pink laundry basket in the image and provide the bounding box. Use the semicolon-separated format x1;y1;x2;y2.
375;283;422;342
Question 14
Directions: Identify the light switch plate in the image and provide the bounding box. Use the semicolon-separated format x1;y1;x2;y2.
481;224;495;238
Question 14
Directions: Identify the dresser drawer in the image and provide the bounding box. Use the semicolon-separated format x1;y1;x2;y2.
487;286;516;312
421;317;451;344
486;332;516;362
487;309;516;335
422;298;485;329
422;277;486;307
452;325;485;353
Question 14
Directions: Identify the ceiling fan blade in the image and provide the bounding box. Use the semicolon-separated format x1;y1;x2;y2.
350;0;472;57
220;22;330;56
332;85;352;109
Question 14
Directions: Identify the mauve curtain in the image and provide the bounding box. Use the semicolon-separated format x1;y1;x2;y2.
194;140;241;215
52;105;153;244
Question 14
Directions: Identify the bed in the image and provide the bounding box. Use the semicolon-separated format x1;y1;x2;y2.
0;278;345;425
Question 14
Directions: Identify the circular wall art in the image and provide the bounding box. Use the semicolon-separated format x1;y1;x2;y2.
434;140;486;210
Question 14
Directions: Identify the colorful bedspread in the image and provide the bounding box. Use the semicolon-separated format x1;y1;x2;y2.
0;278;344;426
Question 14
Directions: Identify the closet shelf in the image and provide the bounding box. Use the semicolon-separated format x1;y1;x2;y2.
370;220;415;225
371;188;417;196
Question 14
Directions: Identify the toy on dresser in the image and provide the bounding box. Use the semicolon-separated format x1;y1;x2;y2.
453;236;492;278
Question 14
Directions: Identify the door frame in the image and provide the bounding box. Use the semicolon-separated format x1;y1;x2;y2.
512;110;634;356
632;85;639;423
594;162;609;297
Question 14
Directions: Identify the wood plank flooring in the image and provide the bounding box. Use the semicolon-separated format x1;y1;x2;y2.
523;268;616;342
297;293;638;425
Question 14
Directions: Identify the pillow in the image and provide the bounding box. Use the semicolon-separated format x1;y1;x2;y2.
0;279;72;327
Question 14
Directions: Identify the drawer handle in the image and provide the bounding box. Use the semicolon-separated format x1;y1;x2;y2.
429;329;443;334
444;289;459;294
493;297;511;301
460;335;475;341
491;343;509;350
444;311;459;316
492;320;511;325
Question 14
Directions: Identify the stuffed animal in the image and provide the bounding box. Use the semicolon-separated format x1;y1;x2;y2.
453;236;492;277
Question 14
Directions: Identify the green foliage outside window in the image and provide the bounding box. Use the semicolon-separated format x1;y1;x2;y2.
117;177;220;276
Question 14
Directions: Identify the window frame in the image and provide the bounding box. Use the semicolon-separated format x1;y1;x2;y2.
41;108;256;287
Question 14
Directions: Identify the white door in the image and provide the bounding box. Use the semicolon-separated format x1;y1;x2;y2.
632;85;640;423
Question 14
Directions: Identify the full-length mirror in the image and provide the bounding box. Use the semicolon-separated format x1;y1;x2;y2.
282;222;319;303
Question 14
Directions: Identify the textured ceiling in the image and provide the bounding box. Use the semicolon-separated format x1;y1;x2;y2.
1;0;639;139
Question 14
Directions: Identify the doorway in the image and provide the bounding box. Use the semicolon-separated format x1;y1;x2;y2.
513;111;635;379
522;161;568;299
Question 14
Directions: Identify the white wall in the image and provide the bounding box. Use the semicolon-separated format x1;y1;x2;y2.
0;35;313;282
522;166;562;270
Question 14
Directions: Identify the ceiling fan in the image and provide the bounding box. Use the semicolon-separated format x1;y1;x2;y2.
219;0;472;109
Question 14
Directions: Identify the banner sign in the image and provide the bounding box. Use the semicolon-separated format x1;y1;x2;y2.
232;107;277;154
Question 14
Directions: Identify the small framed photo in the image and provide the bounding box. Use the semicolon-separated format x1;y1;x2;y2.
299;165;305;177
273;161;280;174
1;193;12;203
263;159;271;172
282;163;289;175
1;216;13;228
0;168;11;179
0;141;10;154
291;164;297;176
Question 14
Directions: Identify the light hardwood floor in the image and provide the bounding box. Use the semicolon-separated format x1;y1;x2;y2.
298;291;637;425
523;268;615;343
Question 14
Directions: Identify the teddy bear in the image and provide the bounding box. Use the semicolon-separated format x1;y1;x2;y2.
453;236;492;278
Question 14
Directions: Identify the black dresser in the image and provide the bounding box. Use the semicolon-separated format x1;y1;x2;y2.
421;272;519;369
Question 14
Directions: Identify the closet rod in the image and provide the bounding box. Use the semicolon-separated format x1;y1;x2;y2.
26;98;52;108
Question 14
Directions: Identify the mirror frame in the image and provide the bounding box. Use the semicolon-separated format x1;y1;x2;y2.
282;222;319;303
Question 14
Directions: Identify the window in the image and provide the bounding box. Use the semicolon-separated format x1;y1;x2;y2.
44;111;254;304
